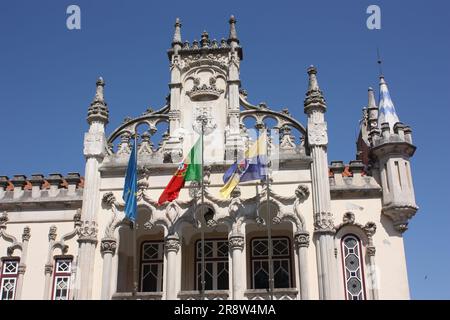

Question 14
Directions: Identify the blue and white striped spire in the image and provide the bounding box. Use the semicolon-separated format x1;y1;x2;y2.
378;76;400;131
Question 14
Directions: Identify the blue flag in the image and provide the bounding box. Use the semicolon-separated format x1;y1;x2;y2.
123;139;138;222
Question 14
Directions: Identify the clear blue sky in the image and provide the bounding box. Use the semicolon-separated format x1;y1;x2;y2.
0;0;449;299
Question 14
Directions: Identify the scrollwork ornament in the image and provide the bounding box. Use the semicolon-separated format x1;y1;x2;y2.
294;231;310;248
366;246;376;257
229;235;244;251
101;238;117;255
165;236;180;253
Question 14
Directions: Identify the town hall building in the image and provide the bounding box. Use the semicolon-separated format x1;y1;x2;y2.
0;16;418;300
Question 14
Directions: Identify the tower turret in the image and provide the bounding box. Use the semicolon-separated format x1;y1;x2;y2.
165;17;244;163
369;76;418;232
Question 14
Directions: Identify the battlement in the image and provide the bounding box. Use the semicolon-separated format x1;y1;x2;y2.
0;173;83;208
328;160;381;198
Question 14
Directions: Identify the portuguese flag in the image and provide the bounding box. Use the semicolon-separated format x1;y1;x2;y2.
158;137;202;205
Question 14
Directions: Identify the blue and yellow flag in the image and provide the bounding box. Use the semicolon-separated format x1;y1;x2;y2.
123;139;138;222
220;131;268;198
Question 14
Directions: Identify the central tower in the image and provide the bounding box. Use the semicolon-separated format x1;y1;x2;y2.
164;16;244;163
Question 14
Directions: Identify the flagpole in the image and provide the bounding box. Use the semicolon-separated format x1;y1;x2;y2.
132;134;138;297
265;128;274;300
199;116;206;299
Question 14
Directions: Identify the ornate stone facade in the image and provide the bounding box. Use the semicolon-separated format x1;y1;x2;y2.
0;16;417;301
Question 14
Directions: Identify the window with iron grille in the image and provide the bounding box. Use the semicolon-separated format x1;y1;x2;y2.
250;237;292;289
52;258;72;300
140;242;164;292
0;259;19;300
341;234;366;300
195;239;229;291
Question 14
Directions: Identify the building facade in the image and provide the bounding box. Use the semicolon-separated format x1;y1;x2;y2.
0;17;418;300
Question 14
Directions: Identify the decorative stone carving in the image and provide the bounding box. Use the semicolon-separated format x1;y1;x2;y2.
366;246;376;257
138;132;153;155
116;132;132;155
363;222;377;238
83;132;106;158
229;235;244;251
342;212;355;225
314;211;334;232
48;225;57;241
102;192;116;207
44;263;53;275
0;211;8;229
165;236;180;253
77;221;98;244
18;264;26;275
308;122;328;146
144;220;154;230
22;226;31;241
294;231;310;248
100;238;117;255
186;76;224;101
295;185;310;201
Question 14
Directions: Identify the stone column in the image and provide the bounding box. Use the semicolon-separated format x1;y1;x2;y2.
15;226;30;300
294;231;310;300
43;225;57;300
366;246;378;300
165;235;180;300
100;238;117;300
76;221;98;299
229;233;245;300
77;77;108;299
303;66;338;300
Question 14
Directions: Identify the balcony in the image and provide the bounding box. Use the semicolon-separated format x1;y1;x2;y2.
111;292;163;300
245;288;298;300
178;290;230;300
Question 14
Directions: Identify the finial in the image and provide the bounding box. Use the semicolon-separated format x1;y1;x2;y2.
368;87;377;109
304;65;326;113
200;30;210;48
172;17;182;47
306;65;319;91
228;15;239;44
94;77;105;102
87;76;109;125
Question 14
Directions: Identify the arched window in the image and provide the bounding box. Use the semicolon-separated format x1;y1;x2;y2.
341;234;366;300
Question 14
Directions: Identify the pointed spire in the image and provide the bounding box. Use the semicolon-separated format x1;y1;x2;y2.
87;77;109;125
368;87;376;109
172;18;182;48
304;66;326;113
94;77;105;103
228;15;239;45
378;76;400;131
367;87;379;130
